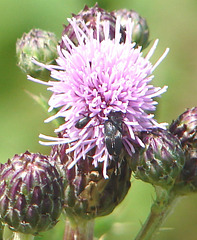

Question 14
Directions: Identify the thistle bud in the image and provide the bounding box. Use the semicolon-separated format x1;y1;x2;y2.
169;107;197;150
60;3;126;51
51;143;131;222
112;9;149;49
16;29;58;79
0;151;64;235
130;129;185;188
177;149;197;192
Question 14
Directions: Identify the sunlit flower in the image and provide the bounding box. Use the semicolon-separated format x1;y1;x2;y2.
29;15;169;178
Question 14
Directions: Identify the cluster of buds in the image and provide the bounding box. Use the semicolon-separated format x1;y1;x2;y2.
16;4;150;79
129;107;197;193
14;2;197;239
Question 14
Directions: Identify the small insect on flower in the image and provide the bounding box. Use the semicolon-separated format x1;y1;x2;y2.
75;115;91;129
104;111;123;156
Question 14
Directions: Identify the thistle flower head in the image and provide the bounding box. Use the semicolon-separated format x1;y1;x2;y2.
29;14;169;178
0;151;64;235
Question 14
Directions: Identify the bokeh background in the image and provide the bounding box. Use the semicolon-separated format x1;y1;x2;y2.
0;0;197;239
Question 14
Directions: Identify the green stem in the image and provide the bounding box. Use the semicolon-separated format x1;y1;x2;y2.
3;228;34;240
63;218;94;240
3;225;13;240
0;221;4;240
12;233;34;240
135;187;180;240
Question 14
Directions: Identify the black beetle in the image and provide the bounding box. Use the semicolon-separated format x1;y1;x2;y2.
75;116;91;129
104;111;123;156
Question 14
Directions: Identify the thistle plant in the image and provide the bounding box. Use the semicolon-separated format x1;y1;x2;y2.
26;4;171;239
1;3;196;240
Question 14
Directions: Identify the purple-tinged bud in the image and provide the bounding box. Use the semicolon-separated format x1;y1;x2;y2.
0;151;64;235
130;129;185;188
16;29;58;79
51;143;131;222
112;9;149;49
169;107;197;150
173;148;197;195
60;3;126;51
179;149;197;191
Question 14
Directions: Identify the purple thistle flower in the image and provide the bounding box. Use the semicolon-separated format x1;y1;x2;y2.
29;15;169;178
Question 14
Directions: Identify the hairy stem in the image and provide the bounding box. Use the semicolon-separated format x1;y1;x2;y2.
63;218;94;240
135;187;180;240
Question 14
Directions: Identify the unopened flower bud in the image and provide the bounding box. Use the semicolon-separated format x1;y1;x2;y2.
0;151;64;235
169;107;197;150
16;29;58;79
113;9;149;49
60;3;126;51
51;143;131;222
130;129;185;188
178;149;197;192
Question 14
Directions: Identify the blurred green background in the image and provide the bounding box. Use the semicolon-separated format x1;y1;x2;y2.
0;0;197;239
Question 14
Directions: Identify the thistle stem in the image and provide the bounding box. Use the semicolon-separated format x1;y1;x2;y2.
3;225;13;240
0;221;4;240
12;233;34;240
135;187;180;240
63;218;94;240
